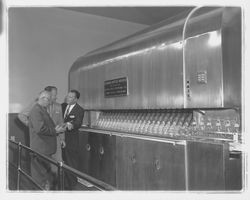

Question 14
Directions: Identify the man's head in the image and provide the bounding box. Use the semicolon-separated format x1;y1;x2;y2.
66;90;80;105
38;90;51;107
44;86;57;103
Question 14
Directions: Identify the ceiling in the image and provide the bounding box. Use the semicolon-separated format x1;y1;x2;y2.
61;7;194;25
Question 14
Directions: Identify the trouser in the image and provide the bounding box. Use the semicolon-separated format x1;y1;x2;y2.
30;154;55;190
62;147;79;189
51;136;63;171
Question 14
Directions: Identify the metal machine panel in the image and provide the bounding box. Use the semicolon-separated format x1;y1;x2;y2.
69;8;187;110
222;7;241;107
76;42;184;110
70;6;242;191
151;42;184;108
69;7;241;110
184;31;223;108
124;43;184;109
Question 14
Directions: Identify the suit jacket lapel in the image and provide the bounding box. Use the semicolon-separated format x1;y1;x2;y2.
66;103;78;120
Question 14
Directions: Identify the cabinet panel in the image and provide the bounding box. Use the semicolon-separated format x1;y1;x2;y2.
99;134;116;186
144;140;186;190
78;131;90;174
116;137;135;189
225;152;242;190
88;132;102;179
116;137;186;190
187;141;228;190
79;132;116;186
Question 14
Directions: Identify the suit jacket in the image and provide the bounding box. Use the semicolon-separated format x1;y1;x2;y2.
29;103;58;155
47;102;63;126
63;103;84;151
61;103;67;118
18;98;37;126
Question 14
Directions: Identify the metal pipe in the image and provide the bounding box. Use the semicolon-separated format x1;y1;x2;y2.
20;143;58;165
9;140;115;191
182;6;201;108
58;162;64;190
184;142;189;190
62;164;116;190
17;142;21;190
19;169;43;190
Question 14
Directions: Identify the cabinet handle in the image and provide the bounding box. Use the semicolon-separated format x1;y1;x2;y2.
155;159;161;170
86;144;91;151
130;154;136;164
99;146;104;155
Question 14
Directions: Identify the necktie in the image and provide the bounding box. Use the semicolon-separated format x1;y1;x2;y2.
64;105;70;119
47;104;53;117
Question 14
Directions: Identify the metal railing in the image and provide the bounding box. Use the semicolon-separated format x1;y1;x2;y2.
8;139;116;191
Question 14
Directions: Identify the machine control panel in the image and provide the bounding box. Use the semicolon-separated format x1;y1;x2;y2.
197;71;207;84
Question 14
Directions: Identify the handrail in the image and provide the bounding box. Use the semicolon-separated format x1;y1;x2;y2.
8;139;116;191
62;164;116;191
19;169;44;190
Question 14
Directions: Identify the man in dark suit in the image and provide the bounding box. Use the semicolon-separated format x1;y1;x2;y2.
62;89;84;190
29;90;65;190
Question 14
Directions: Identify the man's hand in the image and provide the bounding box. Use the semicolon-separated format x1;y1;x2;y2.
55;124;66;133
61;140;66;148
66;122;74;130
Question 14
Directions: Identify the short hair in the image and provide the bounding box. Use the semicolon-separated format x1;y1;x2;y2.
44;86;57;92
39;90;50;99
70;89;80;99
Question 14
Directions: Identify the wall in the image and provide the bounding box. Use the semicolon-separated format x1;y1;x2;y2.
8;7;147;112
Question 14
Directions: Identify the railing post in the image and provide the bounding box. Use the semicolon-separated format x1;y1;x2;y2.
58;162;64;191
17;142;22;190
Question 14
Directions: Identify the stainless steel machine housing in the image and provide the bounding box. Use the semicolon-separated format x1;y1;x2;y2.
69;7;241;110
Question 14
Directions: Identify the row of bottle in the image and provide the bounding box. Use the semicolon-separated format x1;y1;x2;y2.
93;111;240;142
95;111;191;136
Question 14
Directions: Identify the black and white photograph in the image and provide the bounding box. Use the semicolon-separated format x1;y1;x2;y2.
1;0;249;199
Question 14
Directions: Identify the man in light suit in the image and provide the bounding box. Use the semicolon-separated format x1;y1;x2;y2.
28;90;65;190
45;86;64;163
18;86;58;126
62;89;84;190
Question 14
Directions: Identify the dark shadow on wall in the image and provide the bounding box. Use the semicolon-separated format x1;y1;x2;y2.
8;113;30;190
8;113;29;145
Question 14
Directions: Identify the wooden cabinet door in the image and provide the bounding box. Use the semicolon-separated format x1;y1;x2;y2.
116;137;140;190
187;141;228;190
143;140;186;190
116;137;186;190
88;132;102;179
99;134;116;186
78;131;90;174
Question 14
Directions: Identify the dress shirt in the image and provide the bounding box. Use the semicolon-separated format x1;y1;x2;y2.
64;103;76;119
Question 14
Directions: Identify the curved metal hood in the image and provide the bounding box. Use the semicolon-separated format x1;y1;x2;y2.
69;7;241;110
